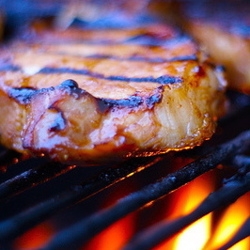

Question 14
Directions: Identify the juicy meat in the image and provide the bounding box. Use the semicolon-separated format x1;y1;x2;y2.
0;23;227;165
182;2;250;93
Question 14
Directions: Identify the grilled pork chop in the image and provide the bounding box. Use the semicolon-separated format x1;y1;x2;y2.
181;2;250;93
0;23;227;165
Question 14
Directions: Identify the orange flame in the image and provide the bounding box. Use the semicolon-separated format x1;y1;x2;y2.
155;168;249;250
173;216;211;250
13;167;248;250
172;173;214;250
155;171;215;250
205;192;250;250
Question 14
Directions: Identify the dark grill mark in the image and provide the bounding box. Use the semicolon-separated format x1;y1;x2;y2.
0;59;183;84
38;67;182;84
101;95;143;109
106;75;182;84
8;87;37;104
145;89;163;109
0;64;20;72
125;33;190;46
8;81;163;109
86;54;197;63
48;108;67;132
99;86;163;110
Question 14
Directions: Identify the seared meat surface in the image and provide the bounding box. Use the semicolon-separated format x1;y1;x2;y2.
0;23;226;165
182;1;250;93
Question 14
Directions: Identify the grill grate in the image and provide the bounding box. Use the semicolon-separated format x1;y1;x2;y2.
0;91;250;249
41;131;250;250
124;170;250;250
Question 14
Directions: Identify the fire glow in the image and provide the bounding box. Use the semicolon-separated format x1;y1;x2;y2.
84;180;136;250
171;176;213;250
154;171;214;250
84;214;134;250
13;222;54;250
13;165;249;250
156;172;249;250
154;171;249;250
205;192;250;250
83;169;249;250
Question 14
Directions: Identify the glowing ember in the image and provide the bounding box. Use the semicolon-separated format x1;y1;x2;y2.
13;222;54;250
84;215;135;250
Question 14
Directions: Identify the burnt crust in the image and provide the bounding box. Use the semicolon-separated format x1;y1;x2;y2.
8;87;37;104
47;107;67;133
99;86;163;110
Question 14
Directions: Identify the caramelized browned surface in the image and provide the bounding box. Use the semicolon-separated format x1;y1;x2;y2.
181;2;250;93
0;24;227;165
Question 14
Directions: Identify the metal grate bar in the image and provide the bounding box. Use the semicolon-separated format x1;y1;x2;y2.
231;155;250;173
0;160;76;201
0;157;160;243
123;172;250;250
42;130;250;250
220;218;250;250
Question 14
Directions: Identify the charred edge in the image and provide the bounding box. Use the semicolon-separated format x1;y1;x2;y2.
57;79;87;98
98;86;163;111
100;95;143;110
58;79;79;89
39;67;182;84
86;54;198;63
145;87;163;109
47;107;67;133
8;79;163;110
205;60;226;72
8;87;37;104
8;79;85;104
